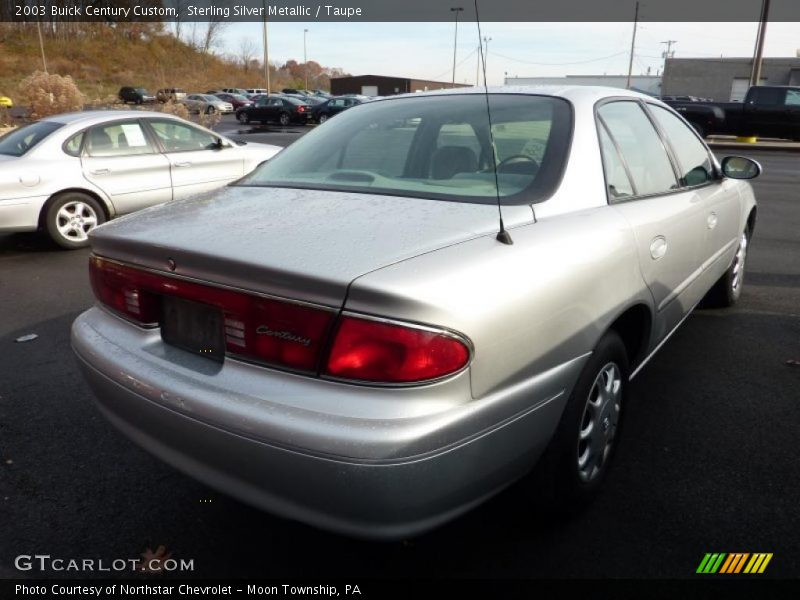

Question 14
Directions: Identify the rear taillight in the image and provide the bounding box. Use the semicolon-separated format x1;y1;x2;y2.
89;256;334;372
297;106;307;112
89;257;472;382
324;316;470;384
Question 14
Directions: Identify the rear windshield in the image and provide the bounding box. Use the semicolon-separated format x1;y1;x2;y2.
238;94;572;205
0;121;63;156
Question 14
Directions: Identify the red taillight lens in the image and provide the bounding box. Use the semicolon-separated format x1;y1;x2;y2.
324;316;470;383
298;105;307;112
89;256;160;324
89;256;334;372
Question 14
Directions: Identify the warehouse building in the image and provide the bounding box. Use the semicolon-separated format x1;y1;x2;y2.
662;57;800;101
330;75;469;96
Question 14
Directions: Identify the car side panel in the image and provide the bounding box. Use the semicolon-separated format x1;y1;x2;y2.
345;206;651;401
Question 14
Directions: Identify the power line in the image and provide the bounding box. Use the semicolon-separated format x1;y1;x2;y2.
489;49;629;67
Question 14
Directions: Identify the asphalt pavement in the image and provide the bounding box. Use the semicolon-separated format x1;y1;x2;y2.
1;128;798;582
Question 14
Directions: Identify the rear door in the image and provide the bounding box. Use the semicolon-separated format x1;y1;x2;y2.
80;119;172;214
745;87;787;138
597;100;708;340
144;118;243;199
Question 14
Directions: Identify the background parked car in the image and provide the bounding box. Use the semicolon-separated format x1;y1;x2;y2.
236;95;313;126
181;94;234;115
156;88;187;103
118;87;156;105
213;92;253;110
245;88;268;97
221;88;249;96
0;111;280;248
312;96;365;124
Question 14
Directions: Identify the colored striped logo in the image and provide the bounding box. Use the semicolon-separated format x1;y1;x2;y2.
696;553;773;574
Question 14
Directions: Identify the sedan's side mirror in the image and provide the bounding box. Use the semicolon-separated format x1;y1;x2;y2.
721;156;761;180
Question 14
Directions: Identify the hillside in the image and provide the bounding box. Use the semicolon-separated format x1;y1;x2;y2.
0;23;346;103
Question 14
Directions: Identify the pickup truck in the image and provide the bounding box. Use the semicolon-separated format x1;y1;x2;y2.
665;85;800;140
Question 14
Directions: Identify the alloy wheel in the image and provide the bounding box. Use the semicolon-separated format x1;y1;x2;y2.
577;362;622;483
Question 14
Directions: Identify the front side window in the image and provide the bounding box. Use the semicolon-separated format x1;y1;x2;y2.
598;101;678;196
238;94;572;205
649;104;714;186
0;121;63;156
85;122;154;157
148;119;217;152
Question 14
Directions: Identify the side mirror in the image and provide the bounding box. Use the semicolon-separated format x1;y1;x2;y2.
721;156;761;180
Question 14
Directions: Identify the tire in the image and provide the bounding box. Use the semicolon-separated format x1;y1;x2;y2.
206;105;217;115
44;192;105;250
278;112;291;126
537;330;629;510
702;228;749;308
318;113;328;124
238;111;250;124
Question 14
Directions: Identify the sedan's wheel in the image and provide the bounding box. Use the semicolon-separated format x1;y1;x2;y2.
45;193;105;250
318;113;328;124
206;105;217;115
238;111;250;124
535;330;628;510
279;112;291;126
703;228;749;307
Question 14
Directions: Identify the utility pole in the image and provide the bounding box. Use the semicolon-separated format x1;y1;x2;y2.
450;7;463;88
303;28;309;91
262;1;270;92
750;0;770;87
477;36;491;86
661;40;676;81
36;19;48;74
626;1;639;90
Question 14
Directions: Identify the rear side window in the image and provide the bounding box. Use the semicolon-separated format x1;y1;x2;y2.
598;123;635;200
598;101;678;196
148;119;217;152
649;105;714;186
85;122;154;157
0;121;62;157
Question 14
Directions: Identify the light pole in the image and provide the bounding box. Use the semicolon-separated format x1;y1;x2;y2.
450;7;463;88
36;19;48;74
303;28;309;91
750;0;771;87
262;0;270;92
477;36;491;85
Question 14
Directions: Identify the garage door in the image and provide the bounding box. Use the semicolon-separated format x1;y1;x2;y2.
730;78;766;102
361;85;379;96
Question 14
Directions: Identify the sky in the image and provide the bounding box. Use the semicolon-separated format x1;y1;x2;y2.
218;21;800;85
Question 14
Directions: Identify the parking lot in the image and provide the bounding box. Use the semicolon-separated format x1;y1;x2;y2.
1;127;798;579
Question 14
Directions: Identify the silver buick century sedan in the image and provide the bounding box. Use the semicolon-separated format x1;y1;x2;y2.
72;86;759;539
0;111;280;248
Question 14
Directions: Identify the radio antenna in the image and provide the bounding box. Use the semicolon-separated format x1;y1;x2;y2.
474;0;512;245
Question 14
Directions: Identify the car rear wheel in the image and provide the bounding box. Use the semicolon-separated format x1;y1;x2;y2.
279;112;291;126
703;228;749;307
238;111;250;124
44;192;105;250
206;105;217;115
318;113;329;124
534;330;628;510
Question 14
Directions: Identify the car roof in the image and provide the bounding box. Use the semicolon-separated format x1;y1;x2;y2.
376;85;660;106
43;110;186;127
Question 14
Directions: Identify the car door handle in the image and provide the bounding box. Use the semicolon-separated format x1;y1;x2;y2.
173;161;192;168
650;236;668;260
90;168;110;175
707;212;718;230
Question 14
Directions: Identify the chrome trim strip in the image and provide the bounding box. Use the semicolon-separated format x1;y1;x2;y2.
630;300;700;380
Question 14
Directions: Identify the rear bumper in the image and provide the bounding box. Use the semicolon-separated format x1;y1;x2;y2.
72;307;581;539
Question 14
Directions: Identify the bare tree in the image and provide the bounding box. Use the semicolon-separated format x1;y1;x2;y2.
201;17;227;55
238;38;257;72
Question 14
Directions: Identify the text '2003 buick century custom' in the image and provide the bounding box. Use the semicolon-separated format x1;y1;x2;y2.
72;86;759;539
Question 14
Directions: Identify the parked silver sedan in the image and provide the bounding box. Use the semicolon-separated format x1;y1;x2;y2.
0;111;280;248
181;94;234;115
72;87;759;538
